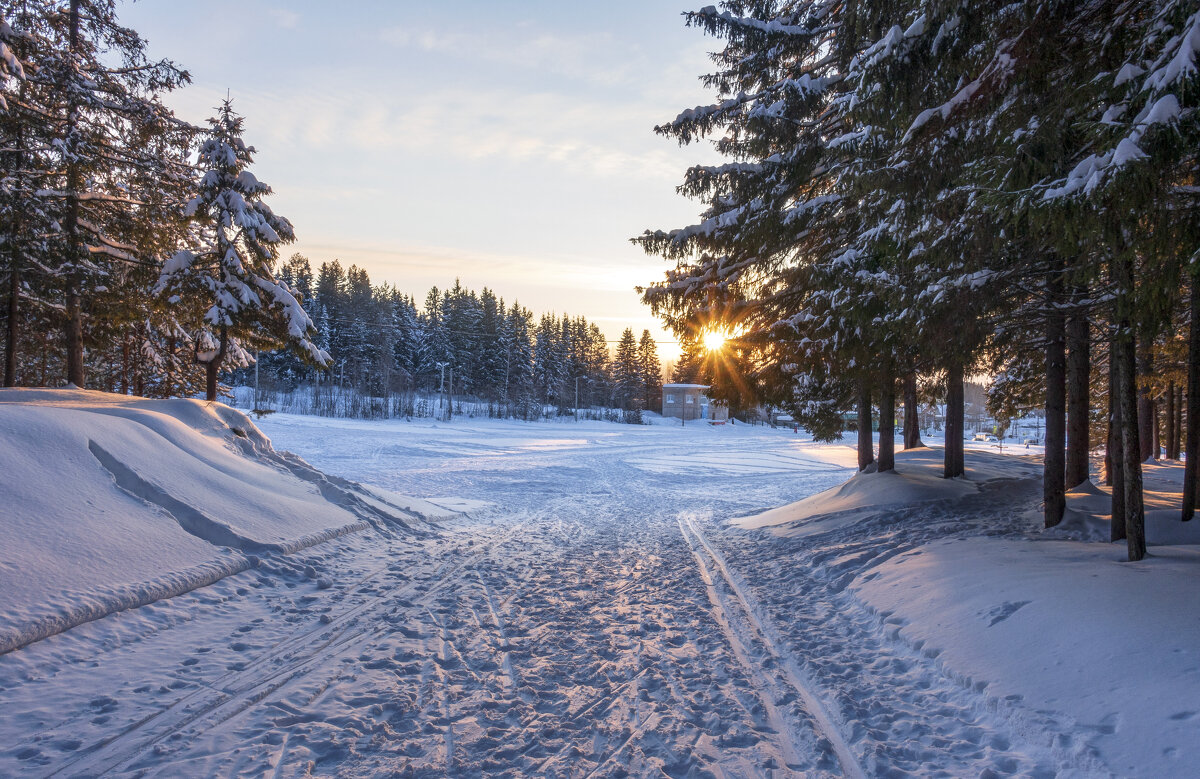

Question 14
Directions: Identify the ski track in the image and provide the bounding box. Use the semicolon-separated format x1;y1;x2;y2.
0;423;1113;777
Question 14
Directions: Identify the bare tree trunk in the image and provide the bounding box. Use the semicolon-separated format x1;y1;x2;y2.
1137;343;1154;462
879;373;895;472
1110;341;1126;540
1114;251;1145;558
1045;274;1067;527
4;258;17;387
903;371;921;448
1185;273;1200;521
1153;396;1161;461
857;381;874;472
1065;306;1090;487
1117;331;1146;559
203;328;229;402
1173;384;1183;461
64;0;85;388
1166;381;1177;460
205;359;219;402
120;338;130;395
944;360;965;478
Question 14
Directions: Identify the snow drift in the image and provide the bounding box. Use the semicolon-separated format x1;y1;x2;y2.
732;446;1038;536
736;443;1200;776
0;389;433;655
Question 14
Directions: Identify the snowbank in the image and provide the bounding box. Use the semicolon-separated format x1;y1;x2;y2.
853;537;1200;777
0;389;434;654
739;444;1200;774
732;446;1039;535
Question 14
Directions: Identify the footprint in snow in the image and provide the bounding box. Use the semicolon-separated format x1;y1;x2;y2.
985;600;1031;627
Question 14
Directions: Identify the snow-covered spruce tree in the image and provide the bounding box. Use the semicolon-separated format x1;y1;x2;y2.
41;0;191;387
0;2;41;387
638;2;878;454
637;329;662;410
159;99;327;401
612;327;643;413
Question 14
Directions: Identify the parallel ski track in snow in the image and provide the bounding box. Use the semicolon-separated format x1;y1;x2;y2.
679;513;867;779
7;422;1109;777
45;515;534;778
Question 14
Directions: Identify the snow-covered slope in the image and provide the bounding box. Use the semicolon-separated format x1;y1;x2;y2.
732;446;1034;535
733;444;1200;776
0;389;433;654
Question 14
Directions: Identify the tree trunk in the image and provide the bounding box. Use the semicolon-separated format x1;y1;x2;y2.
903;372;920;448
1104;358;1114;487
63;0;85;389
857;381;874;471
65;286;84;387
1165;381;1177;460
205;358;219;402
203;328;229;402
1045;275;1067;527
1117;330;1146;559
944;360;965;478
1153;397;1161;461
1114;250;1145;558
1110;341;1126;540
1173;383;1183;461
120;338;130;395
4;258;17;387
1185;272;1200;521
879;374;895;472
1137;344;1154;462
1065;307;1090;487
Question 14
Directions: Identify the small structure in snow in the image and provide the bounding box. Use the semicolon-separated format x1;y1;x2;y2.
661;383;729;423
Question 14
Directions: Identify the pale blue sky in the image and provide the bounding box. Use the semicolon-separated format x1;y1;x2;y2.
122;0;721;359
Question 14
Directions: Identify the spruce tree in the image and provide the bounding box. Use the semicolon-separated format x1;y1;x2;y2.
158;100;326;401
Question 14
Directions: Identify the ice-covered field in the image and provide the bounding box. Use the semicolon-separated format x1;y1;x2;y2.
2;401;1198;777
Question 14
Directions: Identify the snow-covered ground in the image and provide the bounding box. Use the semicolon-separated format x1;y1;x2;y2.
1;397;1197;776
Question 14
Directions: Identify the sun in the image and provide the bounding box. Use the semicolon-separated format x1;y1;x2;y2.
702;329;728;352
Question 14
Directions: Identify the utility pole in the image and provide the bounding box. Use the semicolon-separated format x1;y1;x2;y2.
575;375;580;422
436;361;448;416
447;366;454;421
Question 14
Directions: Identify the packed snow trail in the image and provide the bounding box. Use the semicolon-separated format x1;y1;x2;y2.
0;416;1103;776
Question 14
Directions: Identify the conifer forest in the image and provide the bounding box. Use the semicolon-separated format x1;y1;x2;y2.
0;1;664;421
639;1;1200;561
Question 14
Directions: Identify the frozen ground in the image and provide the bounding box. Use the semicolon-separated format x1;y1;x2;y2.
2;403;1197;777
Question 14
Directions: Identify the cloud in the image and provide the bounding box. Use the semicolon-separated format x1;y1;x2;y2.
181;81;707;184
268;8;299;29
377;25;644;89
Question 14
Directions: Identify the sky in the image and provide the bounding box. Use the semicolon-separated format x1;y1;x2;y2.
120;0;724;362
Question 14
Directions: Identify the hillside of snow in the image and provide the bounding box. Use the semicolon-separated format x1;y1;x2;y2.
0;389;449;655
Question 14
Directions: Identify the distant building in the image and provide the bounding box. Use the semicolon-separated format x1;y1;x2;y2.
661;383;729;423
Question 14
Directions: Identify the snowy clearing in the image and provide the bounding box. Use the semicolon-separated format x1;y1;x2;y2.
1;397;1197;777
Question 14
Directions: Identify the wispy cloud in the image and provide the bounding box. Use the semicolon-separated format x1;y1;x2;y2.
268;8;299;29
377;25;645;89
180;82;706;184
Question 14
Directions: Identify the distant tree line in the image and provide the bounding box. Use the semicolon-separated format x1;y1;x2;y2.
241;257;664;421
641;1;1199;560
